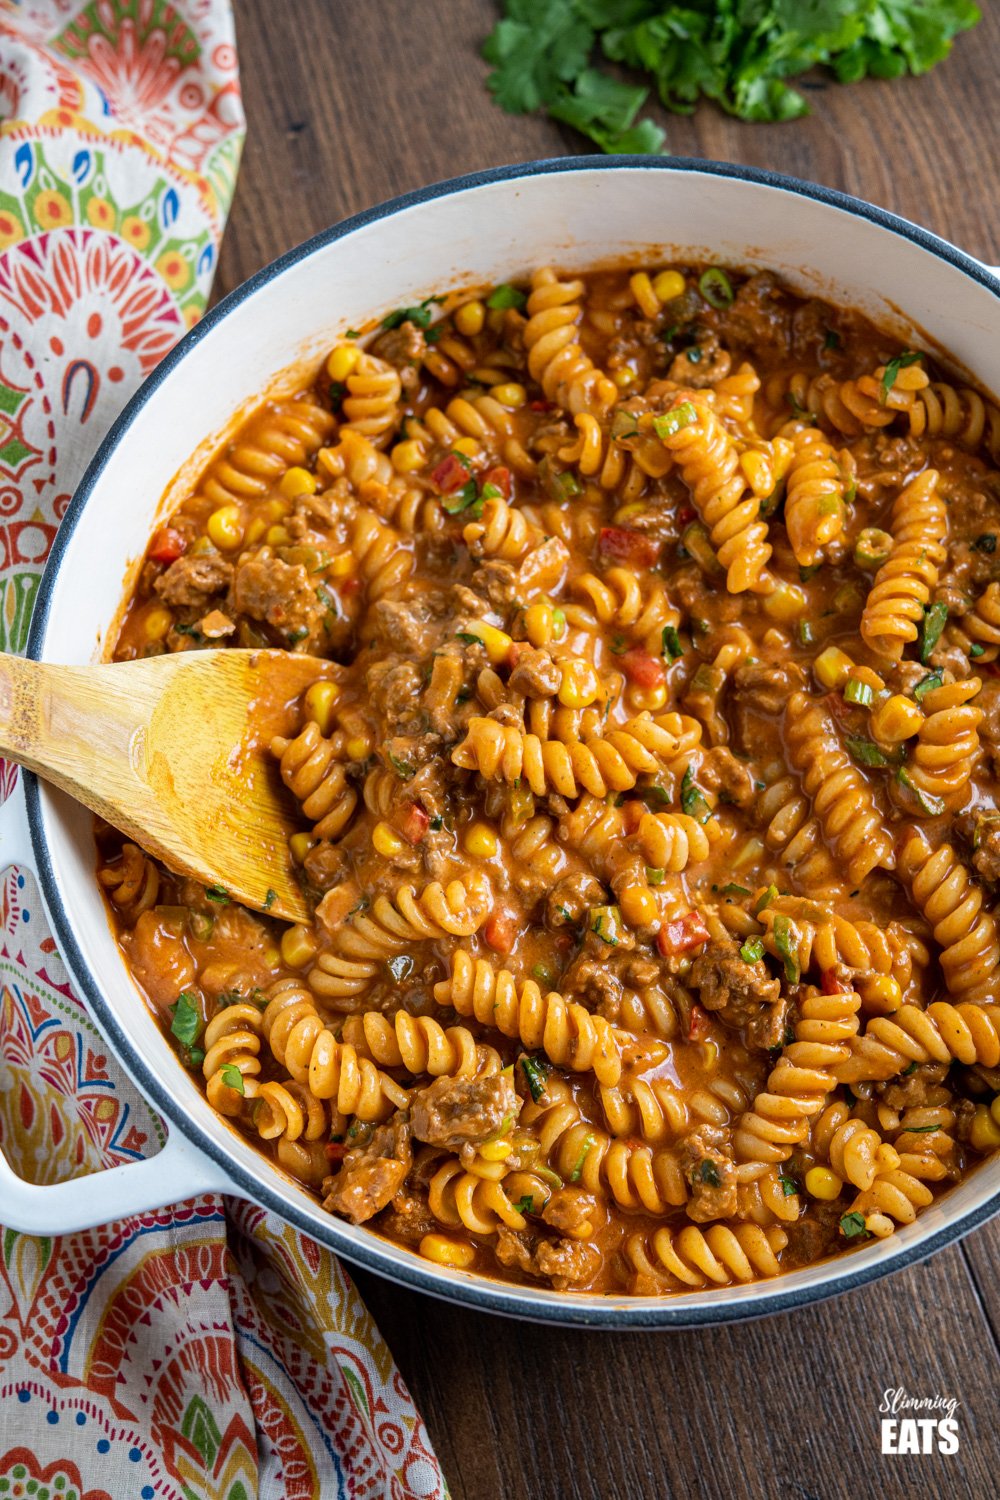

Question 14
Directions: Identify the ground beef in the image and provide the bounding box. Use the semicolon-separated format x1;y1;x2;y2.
494;1225;599;1288
688;940;781;1027
371;320;427;371
541;1187;598;1235
383;731;442;776
722;271;791;356
228;551;326;647
670;562;743;625
668;336;731;388
700;746;756;809
470;560;519;609
877;1062;950;1110
508;645;561;698
375;1188;437;1246
155;551;233;609
745;995;790;1053
198;608;235;639
679;1128;739;1222
367;659;428;736
780;1203;842;1268
322;1116;412;1223
302;838;353;892
546;872;604;929
410;1072;520;1150
732;660;806;753
368;597;441;656
954;808;1000;884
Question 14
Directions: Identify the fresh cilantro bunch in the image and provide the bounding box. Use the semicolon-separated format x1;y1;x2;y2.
482;0;981;153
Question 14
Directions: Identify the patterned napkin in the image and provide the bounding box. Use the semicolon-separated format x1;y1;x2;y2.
0;5;446;1496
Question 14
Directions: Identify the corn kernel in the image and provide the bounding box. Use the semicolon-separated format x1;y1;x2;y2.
857;974;902;1014
762;580;807;622
612;367;635;390
871;693;924;743
479;1137;513;1162
991;1095;1000;1130
492;382;526;409
345;734;371;761
419;1233;476;1269
652;269;686;303
245;517;267;544
805;1166;844;1201
472;621;513;665
303;680;340;735
620;886;658;927
629;271;659;320
970;1103;1000;1153
452;435;480;458
813;645;855;691
700;1039;720;1071
263;498;290;522
463;821;499;859
266;524;290;546
523;602;554;646
327;344;360;381
391;439;425;474
454;299;486;337
372;821;406;859
280;466;317;500
143;605;173;642
289;832;314;864
207;505;244;550
558;659;601;709
628;682;668;712
281;923;317;969
263;946;281;968
330;548;354;577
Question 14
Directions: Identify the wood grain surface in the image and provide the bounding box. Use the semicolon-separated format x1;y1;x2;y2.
221;4;1000;1495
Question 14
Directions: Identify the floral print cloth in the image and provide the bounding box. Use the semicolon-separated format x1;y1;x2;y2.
0;5;446;1496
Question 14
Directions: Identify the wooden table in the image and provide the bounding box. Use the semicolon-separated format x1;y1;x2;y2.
220;5;1000;1495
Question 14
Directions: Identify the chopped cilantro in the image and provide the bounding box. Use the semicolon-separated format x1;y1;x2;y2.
455;630;485;647
970;643;986;658
184;1047;205;1069
380;295;442;331
896;767;945;817
680;764;712;825
169;992;201;1049
220;1063;245;1096
205;884;229;903
913;669;943;703
839;1211;869;1240
974;533;997;553
387;751;415;779
661;624;683;660
513;1194;535;1216
845;736;894;769
823;329;841;351
487;283;527;310
590;904;623;946
697;1159;721;1187
880;350;922;404
344;327;360;339
263;888;277;911
779;1173;798;1197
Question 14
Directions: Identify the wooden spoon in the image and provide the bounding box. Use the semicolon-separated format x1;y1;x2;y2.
0;649;330;924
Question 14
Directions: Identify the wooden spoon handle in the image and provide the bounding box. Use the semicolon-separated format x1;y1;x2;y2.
0;654;47;767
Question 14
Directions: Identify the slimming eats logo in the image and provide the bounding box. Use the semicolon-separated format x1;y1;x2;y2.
880;1388;960;1454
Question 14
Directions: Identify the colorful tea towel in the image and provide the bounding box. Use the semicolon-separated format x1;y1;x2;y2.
0;5;446;1496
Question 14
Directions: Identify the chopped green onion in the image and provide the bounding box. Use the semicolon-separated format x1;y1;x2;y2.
487;283;526;310
170;992;201;1049
754;884;778;915
220;1063;245;1095
843;678;874;707
880;350;922;404
845;736;893;768
520;1054;549;1104
920;602;948;663
662;624;683;660
263;889;277;911
442;479;481;516
680;520;722;576
900;1121;940;1134
797;619;815;647
719;882;751;898
645;867;666;886
913;670;943;703
698;268;734;309
971;643;986;658
771;913;800;984
569;1132;596;1183
654;402;698;440
639;784;671;809
610;408;640;440
854;528;893;570
740;936;765;963
590;905;624;946
896;767;945;817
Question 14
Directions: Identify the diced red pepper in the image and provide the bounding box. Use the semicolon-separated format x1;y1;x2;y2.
822;690;853;725
484;907;517;955
619;648;666;689
325;1141;348;1162
622;799;644;834
149;526;186;564
677;505;696;526
599;526;660;568
430;453;471;494
401;804;429;846
687;1003;711;1041
657;910;710;958
483;465;512;499
505;640;532;670
529;398;553;412
341;576;362;596
820;967;842;995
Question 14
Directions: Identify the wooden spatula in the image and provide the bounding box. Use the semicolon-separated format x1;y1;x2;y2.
0;649;331;924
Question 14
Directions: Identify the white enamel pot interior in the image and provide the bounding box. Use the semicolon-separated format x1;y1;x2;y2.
14;157;1000;1328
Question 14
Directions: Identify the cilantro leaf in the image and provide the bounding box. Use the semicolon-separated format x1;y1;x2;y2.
170;992;201;1049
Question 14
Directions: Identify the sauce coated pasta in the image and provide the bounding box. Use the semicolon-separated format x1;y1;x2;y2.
100;261;1000;1296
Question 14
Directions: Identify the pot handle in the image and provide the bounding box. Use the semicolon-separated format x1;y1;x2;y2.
0;771;240;1234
